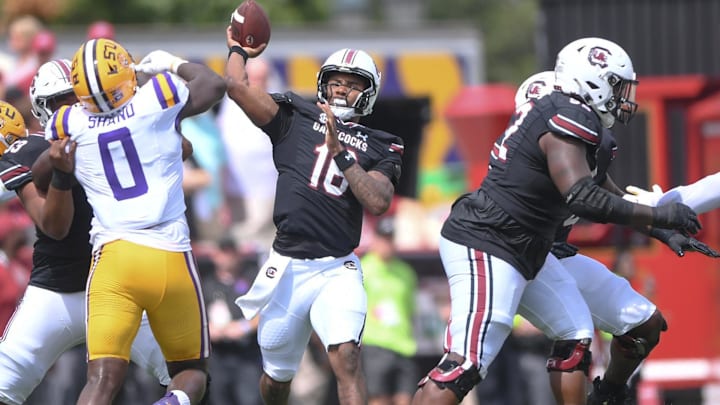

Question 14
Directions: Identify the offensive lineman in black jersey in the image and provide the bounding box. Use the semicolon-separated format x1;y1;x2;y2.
0;60;170;405
225;28;403;405
413;38;701;405
513;71;718;405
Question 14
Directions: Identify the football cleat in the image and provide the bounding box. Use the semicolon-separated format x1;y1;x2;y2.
587;376;635;405
151;392;181;405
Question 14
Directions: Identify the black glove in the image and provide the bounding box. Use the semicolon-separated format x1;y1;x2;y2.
651;203;701;235
550;242;579;259
649;228;720;258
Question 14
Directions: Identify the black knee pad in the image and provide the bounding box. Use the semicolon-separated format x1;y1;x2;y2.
418;356;481;401
546;338;592;375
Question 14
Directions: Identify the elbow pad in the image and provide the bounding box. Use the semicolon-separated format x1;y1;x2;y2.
564;176;635;224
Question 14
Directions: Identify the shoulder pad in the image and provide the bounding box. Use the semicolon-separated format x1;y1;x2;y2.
545;94;602;145
270;92;293;104
387;135;405;156
150;72;182;109
47;105;73;141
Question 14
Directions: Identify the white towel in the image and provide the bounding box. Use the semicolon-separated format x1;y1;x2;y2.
235;249;291;320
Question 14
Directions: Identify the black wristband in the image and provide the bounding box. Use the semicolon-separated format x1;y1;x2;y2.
333;150;356;172
228;45;249;63
50;169;74;191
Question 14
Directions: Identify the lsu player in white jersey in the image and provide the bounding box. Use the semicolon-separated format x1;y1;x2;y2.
0;59;171;405
41;38;226;405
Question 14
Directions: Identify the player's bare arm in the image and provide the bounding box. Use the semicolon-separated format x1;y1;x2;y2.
318;101;394;215
224;27;277;127
541;132;656;225
542;131;700;233
181;135;193;161
601;174;624;196
16;181;71;240
343;168;394;216
25;138;77;239
134;50;225;121
176;63;226;120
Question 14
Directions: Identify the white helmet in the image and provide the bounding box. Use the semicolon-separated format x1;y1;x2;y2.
554;37;638;128
514;70;556;108
317;48;381;120
29;59;75;127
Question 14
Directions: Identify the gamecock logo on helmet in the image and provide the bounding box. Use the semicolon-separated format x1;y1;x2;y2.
588;47;611;68
528;81;546;97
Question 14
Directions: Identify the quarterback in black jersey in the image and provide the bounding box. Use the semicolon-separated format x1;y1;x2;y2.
225;28;403;405
413;38;702;405
0;60;169;405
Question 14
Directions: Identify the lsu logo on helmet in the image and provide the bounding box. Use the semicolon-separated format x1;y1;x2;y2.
0;101;28;155
71;38;137;114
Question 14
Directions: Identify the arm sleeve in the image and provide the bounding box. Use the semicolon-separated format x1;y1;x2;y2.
657;172;720;214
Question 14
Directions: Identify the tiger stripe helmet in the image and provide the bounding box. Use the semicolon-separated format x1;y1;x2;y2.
0;101;28;155
71;38;137;114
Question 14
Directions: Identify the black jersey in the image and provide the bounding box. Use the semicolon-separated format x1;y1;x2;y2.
0;134;92;292
442;92;604;278
264;92;403;259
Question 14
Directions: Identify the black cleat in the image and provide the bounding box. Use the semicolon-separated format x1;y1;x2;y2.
587;376;635;405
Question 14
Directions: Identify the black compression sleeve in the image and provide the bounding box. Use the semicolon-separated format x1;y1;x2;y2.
564;176;637;225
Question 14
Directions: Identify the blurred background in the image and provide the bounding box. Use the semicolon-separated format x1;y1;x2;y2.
1;0;720;404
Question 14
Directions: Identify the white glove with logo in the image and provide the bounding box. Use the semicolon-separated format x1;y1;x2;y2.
134;50;187;75
623;184;664;206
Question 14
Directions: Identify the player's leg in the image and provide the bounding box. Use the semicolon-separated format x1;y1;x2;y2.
413;237;527;405
0;287;85;405
518;254;595;405
79;243;145;405
310;254;367;405
129;312;171;386
561;253;664;404
144;248;211;405
256;259;316;405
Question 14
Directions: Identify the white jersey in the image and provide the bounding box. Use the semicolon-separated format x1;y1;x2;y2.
46;72;191;252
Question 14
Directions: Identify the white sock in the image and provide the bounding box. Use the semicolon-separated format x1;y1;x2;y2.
170;390;191;405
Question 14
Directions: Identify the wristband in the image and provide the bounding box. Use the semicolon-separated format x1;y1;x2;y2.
333;150;356;171
228;45;249;63
170;57;188;74
50;169;74;191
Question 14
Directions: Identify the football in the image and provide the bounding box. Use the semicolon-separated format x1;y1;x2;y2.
230;0;271;49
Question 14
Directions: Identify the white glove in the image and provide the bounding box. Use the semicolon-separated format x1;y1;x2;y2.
622;184;664;206
134;50;187;75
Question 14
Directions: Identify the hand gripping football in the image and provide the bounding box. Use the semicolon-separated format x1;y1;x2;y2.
230;0;271;48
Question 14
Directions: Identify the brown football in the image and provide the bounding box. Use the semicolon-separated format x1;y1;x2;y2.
230;0;271;49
